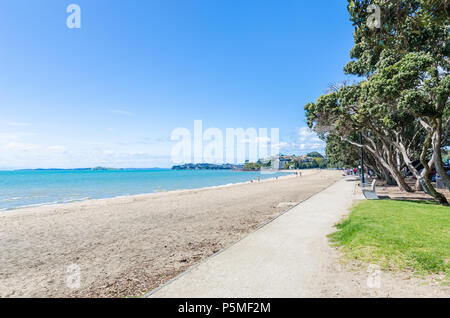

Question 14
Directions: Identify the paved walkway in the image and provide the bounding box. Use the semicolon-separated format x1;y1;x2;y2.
148;177;356;298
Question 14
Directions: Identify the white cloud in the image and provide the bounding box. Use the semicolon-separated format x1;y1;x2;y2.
111;110;133;116
273;141;289;148
297;127;322;143
275;127;326;154
296;128;325;153
7;121;30;127
47;146;68;154
256;136;271;143
4;142;38;152
310;143;324;150
0;133;20;143
103;150;116;156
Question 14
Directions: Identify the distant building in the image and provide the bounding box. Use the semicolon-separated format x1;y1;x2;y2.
279;158;290;169
258;154;325;170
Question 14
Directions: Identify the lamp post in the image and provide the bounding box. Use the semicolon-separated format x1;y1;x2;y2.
360;132;365;184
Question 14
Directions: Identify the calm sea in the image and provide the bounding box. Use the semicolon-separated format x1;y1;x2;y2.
0;169;290;211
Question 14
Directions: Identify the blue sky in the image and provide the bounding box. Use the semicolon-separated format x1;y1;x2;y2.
0;1;355;169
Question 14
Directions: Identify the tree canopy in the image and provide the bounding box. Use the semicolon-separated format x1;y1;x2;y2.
306;152;324;158
305;0;449;204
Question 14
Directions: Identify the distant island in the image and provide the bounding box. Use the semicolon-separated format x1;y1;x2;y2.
15;167;166;171
172;163;244;170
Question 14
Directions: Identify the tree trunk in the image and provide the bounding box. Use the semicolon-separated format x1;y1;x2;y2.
378;152;411;190
384;144;413;192
420;132;449;205
383;168;396;185
416;155;435;191
342;135;411;190
397;140;449;204
432;119;450;190
415;178;423;191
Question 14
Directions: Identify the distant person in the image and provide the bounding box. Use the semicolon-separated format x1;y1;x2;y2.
257;176;261;182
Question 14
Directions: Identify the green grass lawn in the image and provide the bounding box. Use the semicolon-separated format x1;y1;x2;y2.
329;200;450;279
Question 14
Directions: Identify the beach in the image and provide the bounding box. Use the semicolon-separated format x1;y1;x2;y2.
0;169;342;298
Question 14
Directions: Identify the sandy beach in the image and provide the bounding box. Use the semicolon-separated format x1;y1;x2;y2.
0;169;342;298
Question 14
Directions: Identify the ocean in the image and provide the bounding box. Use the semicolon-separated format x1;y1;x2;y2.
0;169;290;211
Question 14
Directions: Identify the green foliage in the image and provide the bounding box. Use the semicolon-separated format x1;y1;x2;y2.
306;151;324;158
345;0;449;77
243;162;261;171
293;158;327;170
325;135;361;168
329;200;450;276
284;163;295;170
304;0;449;198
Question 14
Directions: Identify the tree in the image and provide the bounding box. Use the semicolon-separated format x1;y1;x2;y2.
306;151;324;158
305;0;449;204
346;0;450;191
305;86;415;192
325;135;360;168
243;162;261;171
325;134;385;181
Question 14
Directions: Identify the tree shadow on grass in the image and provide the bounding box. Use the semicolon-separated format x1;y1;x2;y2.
376;197;441;206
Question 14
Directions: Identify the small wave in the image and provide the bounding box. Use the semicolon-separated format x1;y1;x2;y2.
61;197;90;203
0;197;92;212
0;197;23;202
0;195;48;202
8;201;60;210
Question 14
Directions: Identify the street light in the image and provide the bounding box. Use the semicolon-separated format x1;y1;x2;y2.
360;132;365;185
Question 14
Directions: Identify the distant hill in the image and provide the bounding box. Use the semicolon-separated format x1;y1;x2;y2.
15;167;167;171
172;163;244;170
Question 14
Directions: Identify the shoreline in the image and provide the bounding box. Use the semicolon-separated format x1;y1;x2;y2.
0;170;301;215
0;169;341;297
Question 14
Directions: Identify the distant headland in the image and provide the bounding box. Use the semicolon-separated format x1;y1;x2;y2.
14;167;166;171
171;163;244;170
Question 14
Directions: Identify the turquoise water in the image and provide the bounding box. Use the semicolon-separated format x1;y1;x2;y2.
0;169;290;211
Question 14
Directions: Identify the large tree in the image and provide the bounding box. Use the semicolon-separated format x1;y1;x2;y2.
346;0;450;190
305;0;449;204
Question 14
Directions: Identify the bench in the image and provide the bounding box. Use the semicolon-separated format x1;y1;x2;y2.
361;179;379;200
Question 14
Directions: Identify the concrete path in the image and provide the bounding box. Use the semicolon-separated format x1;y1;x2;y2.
148;177;356;298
